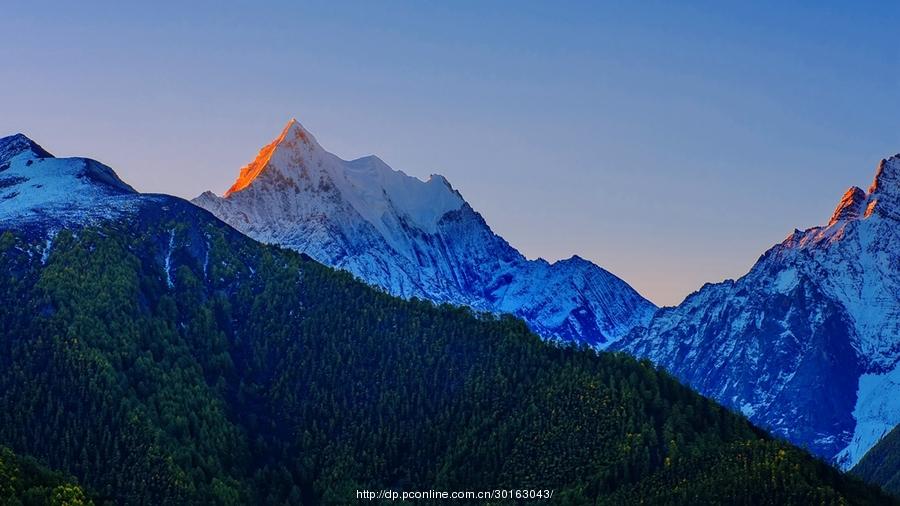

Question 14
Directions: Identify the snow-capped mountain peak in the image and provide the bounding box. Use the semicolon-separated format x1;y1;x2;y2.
194;119;656;347
0;133;53;163
865;154;900;220
828;186;866;226
226;118;322;196
0;133;141;228
616;152;900;469
216;118;466;237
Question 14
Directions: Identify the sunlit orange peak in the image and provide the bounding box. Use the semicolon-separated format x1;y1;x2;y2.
225;119;307;197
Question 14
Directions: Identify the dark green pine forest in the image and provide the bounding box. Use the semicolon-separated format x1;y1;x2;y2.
0;200;894;505
0;446;92;505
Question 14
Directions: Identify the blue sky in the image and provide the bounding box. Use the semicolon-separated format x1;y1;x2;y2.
3;1;898;305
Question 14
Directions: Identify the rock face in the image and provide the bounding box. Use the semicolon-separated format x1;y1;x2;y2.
193;119;656;347
615;155;900;469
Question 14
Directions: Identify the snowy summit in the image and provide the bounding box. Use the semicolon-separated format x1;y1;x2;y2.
616;154;900;469
194;119;656;347
0;133;142;228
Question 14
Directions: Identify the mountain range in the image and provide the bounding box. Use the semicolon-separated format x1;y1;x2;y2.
0;131;895;504
0;126;898;504
193;120;656;348
194;120;900;475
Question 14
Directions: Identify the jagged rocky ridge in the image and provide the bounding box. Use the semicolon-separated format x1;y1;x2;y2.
615;155;900;470
194;120;656;347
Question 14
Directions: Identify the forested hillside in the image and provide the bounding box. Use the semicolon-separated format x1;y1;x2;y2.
0;446;92;505
854;424;900;496
0;200;893;505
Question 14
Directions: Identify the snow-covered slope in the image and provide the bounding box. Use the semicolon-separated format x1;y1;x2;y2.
0;133;147;228
615;154;900;469
194;119;656;347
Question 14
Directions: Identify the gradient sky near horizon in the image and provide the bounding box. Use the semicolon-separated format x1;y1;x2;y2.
3;1;898;305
